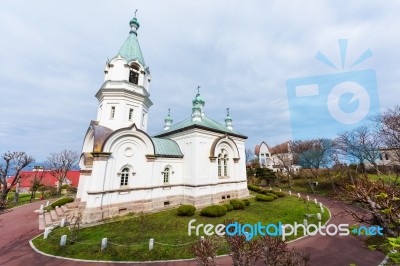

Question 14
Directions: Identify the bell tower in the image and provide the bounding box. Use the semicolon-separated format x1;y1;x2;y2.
95;15;152;131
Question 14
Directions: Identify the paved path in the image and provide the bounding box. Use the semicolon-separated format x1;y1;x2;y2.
287;194;386;266
0;196;386;266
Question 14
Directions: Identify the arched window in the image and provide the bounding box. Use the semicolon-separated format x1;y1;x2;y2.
120;168;129;186
218;149;229;177
163;167;170;183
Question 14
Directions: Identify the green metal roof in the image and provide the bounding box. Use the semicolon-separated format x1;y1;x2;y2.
151;137;183;157
117;31;146;66
154;116;247;138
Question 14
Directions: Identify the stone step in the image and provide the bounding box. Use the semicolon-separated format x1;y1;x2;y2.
44;212;53;227
66;202;79;208
61;205;70;213
55;206;65;217
50;210;58;221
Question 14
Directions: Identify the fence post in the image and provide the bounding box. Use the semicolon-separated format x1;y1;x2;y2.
46;201;50;207
149;238;154;251
40;204;44;212
314;199;318;204
101;238;108;251
303;219;308;227
60;218;65;227
43;227;50;239
60;235;67;246
306;196;310;201
289;191;292;196
297;193;301;198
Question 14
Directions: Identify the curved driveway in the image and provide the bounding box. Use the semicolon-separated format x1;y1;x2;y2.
0;196;386;266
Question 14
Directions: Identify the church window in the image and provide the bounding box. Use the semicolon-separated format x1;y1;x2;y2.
218;149;229;177
120;168;129;186
129;64;140;84
218;158;222;176
110;106;116;119
223;154;228;176
163;167;170;183
129;70;139;84
128;108;134;120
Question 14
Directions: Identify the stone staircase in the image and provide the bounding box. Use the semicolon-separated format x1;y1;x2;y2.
38;201;81;230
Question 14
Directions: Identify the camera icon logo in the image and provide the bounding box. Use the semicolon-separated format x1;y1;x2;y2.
286;39;380;140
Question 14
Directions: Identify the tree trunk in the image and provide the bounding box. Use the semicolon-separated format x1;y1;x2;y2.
57;182;62;195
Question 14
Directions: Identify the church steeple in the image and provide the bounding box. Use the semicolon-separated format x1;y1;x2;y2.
192;86;205;122
225;108;233;130
96;14;153;132
164;108;173;130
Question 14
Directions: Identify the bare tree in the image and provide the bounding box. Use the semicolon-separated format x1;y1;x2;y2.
46;150;79;195
336;126;381;172
0;151;35;201
338;175;400;237
374;105;400;165
290;139;334;193
28;167;46;202
245;148;254;164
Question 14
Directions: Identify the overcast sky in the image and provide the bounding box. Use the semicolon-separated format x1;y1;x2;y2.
1;0;399;161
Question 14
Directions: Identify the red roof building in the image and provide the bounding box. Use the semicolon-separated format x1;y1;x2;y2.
7;170;80;192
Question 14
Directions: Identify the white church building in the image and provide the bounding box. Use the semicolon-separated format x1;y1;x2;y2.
76;16;249;223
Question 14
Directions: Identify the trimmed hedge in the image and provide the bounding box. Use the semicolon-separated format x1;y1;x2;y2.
248;184;264;193
200;205;227;217
223;203;234;212
256;195;274;202
177;205;196;216
49;197;74;209
230;199;246;210
271;191;286;197
264;193;278;199
243;199;251;206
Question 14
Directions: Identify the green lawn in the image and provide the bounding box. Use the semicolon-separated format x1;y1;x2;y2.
5;193;38;208
368;174;399;184
32;195;329;261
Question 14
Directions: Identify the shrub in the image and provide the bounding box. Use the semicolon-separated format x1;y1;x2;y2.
177;205;196;216
46;186;58;197
271;191;286;197
243;199;251;206
200;205;227;217
223;204;233;212
67;186;78;194
230;199;246;210
256;195;274;202
49;197;74;209
248;184;263;193
264;193;278;199
61;184;70;189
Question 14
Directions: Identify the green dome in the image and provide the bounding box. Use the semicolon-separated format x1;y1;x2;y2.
165;115;173;123
129;17;140;29
192;93;205;105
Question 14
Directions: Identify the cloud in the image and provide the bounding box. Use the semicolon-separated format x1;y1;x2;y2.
0;0;399;160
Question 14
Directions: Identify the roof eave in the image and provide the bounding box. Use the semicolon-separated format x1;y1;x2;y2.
154;124;248;139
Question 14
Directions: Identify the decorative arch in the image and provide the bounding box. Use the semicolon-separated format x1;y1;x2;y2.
209;135;240;163
101;123;155;157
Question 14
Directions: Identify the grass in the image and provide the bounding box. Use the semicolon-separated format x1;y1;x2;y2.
368;174;399;185
5;193;38;209
32;194;329;261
